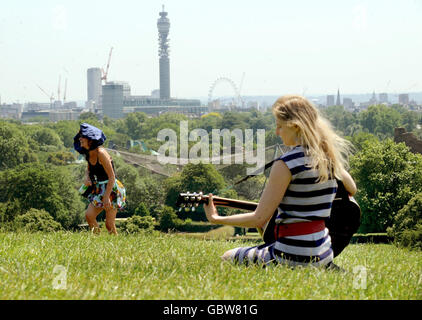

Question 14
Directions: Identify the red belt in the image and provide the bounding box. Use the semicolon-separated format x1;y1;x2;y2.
274;220;325;238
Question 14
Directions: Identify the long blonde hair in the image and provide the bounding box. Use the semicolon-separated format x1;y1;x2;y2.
272;95;352;182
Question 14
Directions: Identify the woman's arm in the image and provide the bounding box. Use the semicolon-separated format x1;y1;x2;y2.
340;169;357;196
98;148;115;208
204;160;292;229
84;164;92;186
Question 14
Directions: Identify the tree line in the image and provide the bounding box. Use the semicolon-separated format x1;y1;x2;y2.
0;103;421;248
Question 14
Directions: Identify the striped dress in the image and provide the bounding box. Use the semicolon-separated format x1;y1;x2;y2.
229;145;338;268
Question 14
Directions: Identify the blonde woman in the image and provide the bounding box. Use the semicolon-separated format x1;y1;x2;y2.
204;95;357;268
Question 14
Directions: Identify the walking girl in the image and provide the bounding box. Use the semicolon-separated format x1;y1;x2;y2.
74;123;126;234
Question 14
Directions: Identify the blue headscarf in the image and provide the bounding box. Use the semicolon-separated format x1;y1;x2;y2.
73;123;106;154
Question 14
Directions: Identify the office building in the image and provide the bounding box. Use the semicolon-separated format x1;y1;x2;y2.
326;95;335;106
379;93;388;104
343;98;354;109
49;110;79;122
0;103;23;119
399;93;409;105
87;67;102;111
102;82;131;119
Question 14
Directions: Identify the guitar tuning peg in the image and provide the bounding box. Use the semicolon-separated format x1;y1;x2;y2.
190;196;196;201
191;207;195;212
184;207;190;212
184;196;189;201
178;207;182;212
194;203;199;207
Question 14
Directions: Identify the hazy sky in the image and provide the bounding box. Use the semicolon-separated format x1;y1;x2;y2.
1;0;421;104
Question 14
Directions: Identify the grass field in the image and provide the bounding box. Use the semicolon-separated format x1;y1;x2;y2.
0;230;421;300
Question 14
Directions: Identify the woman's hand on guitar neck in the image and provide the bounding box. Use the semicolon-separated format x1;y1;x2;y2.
204;193;220;224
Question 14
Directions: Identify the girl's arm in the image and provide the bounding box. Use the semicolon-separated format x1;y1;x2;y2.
340;169;357;196
84;163;92;186
204;160;291;229
98;148;115;208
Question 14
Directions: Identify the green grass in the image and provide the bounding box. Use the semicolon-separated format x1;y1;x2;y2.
0;231;421;300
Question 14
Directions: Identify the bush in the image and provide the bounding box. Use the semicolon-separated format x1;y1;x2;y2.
113;157;165;218
0;121;38;169
47;151;76;165
350;139;422;233
14;208;62;232
134;202;150;217
158;206;184;232
387;192;422;249
350;233;392;244
397;225;422;249
0;163;85;229
119;215;155;234
176;220;221;233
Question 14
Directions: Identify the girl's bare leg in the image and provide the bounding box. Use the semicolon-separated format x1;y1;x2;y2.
85;203;103;234
105;208;118;235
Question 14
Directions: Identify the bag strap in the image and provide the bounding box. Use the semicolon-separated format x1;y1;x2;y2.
335;179;349;200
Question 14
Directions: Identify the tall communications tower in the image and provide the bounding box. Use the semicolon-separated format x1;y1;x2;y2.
157;5;171;100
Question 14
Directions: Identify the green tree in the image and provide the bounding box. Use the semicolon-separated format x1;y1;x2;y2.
46;120;80;148
113;157;165;217
0;121;38;170
387;192;422;249
321;105;358;135
347;131;379;152
24;126;64;148
124;112;147;140
199;112;222;132
0;163;85;229
221;111;245;130
164;162;227;221
358;105;402;138
350;139;422;233
47;151;76;165
79;112;98;122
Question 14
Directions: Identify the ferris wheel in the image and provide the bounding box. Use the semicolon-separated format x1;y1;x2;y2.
208;76;245;110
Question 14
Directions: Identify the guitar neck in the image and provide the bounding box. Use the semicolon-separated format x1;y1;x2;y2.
206;196;258;211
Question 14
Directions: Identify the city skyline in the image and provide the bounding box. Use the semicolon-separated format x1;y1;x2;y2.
1;0;422;104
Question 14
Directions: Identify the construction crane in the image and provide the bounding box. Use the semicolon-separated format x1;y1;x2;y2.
57;75;61;103
101;47;113;84
238;72;245;107
36;84;54;107
63;78;67;104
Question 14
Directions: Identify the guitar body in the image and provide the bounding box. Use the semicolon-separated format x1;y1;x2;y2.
176;180;361;258
324;181;361;257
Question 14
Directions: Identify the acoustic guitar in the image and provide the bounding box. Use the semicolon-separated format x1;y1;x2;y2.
175;180;361;257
